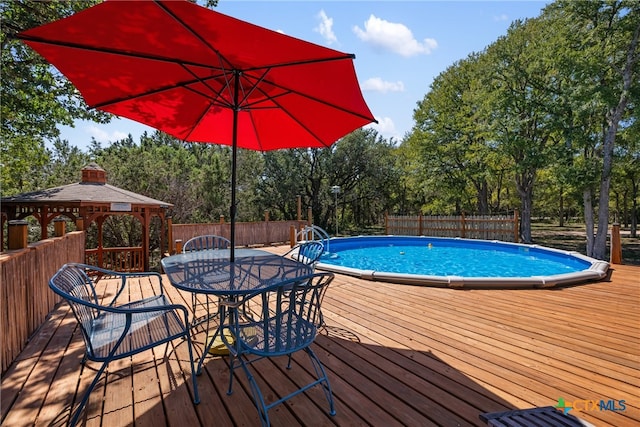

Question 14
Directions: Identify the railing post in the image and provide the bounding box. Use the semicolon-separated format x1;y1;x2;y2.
167;216;173;254
53;217;66;237
307;207;312;226
290;225;296;247
8;220;28;250
220;215;225;224
75;218;84;231
610;222;622;264
175;239;183;254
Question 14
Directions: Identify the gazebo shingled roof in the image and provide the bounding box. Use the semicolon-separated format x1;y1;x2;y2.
1;163;172;271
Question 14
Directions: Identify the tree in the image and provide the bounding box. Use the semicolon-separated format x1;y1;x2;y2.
1;1;110;195
409;54;509;216
326;128;399;230
481;17;563;243
544;0;639;259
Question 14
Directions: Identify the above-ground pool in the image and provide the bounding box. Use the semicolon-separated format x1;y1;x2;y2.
315;236;609;289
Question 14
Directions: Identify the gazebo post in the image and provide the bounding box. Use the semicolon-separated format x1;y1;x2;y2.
143;208;151;271
97;216;105;269
40;205;50;240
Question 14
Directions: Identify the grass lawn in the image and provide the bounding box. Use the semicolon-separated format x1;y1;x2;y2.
531;222;640;266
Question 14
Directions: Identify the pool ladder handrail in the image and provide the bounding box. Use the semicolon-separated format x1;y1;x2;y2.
296;225;331;254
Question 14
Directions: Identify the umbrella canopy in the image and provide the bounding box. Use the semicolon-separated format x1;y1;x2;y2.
19;0;376;260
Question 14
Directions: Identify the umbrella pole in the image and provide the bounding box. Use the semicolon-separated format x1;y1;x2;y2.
230;71;240;263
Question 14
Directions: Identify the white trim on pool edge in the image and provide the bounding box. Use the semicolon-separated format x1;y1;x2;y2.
314;236;610;289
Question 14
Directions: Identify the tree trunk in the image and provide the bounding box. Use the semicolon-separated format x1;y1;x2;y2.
515;172;534;243
559;185;565;227
593;20;638;259
476;181;490;215
584;188;595;257
631;178;638;238
593;104;629;259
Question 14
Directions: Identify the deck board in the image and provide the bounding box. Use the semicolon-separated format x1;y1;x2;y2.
1;249;638;427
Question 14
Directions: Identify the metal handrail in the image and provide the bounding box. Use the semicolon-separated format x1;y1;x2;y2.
296;225;331;254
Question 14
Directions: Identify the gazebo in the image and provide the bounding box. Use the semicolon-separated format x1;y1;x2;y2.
1;163;172;271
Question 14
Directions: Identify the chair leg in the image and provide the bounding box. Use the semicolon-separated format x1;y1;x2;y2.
183;332;200;404
69;359;110;427
226;353;237;395
305;347;336;416
238;357;271;427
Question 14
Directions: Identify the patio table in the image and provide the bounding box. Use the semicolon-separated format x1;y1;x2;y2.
161;248;313;373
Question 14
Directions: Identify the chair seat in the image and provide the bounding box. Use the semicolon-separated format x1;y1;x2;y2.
480;406;595;427
89;294;185;360
234;312;316;357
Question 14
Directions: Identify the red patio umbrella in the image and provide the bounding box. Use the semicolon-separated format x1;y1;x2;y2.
18;0;375;261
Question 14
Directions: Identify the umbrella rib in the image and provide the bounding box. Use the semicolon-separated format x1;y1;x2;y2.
241;53;356;74
236;68;278;109
262;98;332;148
243;72;377;123
90;73;234;110
154;0;235;73
17;34;224;71
154;0;356;76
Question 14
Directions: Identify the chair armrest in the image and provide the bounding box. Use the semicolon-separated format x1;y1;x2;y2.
65;263;165;306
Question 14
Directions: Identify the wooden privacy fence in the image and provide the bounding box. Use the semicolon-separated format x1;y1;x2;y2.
170;219;308;254
0;231;84;373
385;212;519;242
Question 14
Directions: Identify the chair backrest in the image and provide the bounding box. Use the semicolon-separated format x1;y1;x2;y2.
49;263;101;352
240;272;333;355
287;241;324;266
183;235;231;252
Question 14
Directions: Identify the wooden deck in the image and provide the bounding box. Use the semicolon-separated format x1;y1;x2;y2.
2;246;638;427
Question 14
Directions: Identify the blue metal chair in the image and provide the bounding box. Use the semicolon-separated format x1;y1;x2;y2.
282;241;327;326
282;240;324;268
222;272;336;427
183;234;231;253
49;263;200;426
182;235;231;325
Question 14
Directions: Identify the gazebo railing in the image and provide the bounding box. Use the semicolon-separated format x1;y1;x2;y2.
85;247;144;272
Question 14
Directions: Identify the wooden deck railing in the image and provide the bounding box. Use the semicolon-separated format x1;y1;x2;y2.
385;212;519;242
0;231;84;373
170;220;307;254
85;246;144;272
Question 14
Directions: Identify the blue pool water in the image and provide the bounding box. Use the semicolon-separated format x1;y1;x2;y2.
315;236;608;288
320;236;588;277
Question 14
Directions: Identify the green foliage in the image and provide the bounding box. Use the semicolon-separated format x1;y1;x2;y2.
405;0;638;247
1;0;110;195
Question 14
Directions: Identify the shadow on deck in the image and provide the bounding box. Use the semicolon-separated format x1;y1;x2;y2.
2;256;638;426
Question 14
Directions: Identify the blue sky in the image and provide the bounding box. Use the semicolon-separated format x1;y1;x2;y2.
57;0;549;149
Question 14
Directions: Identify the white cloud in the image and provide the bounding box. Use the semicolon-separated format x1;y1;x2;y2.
353;15;437;57
87;125;128;143
494;14;509;22
314;10;337;45
367;116;401;141
362;77;405;93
